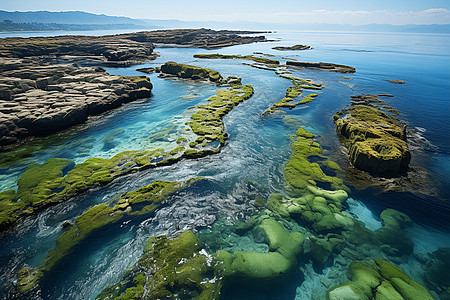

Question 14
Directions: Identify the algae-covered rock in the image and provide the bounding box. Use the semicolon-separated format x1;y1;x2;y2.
326;259;435;300
335;104;410;176
284;127;348;195
160;61;224;83
216;218;304;282
97;231;221;300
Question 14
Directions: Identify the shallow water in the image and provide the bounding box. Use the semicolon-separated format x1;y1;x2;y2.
0;30;449;299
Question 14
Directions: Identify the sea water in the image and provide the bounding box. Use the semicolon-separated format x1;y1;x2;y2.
0;30;449;299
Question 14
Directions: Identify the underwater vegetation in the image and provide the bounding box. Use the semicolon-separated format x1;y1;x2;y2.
0;63;254;231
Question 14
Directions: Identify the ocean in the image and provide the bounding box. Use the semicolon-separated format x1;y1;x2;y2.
0;29;449;299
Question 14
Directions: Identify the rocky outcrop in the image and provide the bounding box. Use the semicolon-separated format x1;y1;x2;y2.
334;103;410;177
286;61;356;73
160;61;223;83
273;44;312;50
0;29;267;65
0;57;152;147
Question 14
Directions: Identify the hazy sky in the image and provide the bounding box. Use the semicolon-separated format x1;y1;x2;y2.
3;0;450;25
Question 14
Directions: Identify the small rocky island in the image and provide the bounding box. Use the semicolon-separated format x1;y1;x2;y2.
287;61;356;73
273;44;312;50
334;95;411;177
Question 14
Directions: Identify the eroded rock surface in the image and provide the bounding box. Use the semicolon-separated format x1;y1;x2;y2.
0;58;152;147
286;61;356;73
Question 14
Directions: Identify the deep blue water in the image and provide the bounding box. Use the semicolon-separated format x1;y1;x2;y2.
0;30;449;299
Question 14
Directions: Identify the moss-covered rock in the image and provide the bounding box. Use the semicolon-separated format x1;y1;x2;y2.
327;259;435;300
97;230;221;300
335;104;410;176
216;218;304;281
160;61;224;83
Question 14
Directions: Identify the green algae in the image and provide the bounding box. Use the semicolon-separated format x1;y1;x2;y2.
1;64;254;232
327;259;435;300
17;178;202;294
335;105;410;176
160;61;223;83
284;128;348;194
194;53;280;65
97;230;221;300
188;84;254;146
263;76;321;115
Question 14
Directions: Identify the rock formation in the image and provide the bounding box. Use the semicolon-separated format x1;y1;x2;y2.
286;61;356;73
0;58;152;147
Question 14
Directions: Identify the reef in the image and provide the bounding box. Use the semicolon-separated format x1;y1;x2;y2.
286;61;356;73
334;103;410;177
0;57;152;147
273;44;312;51
425;247;450;300
327;259;435;300
16;178;201;295
263;75;322;115
194;53;280;65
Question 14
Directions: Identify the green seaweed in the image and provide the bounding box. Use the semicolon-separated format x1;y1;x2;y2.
327;259;435;300
97;230;221;300
16;178;202;294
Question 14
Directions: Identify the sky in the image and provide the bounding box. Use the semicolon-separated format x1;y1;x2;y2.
2;0;450;25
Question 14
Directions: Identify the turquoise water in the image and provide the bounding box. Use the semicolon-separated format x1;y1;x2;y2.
0;30;449;299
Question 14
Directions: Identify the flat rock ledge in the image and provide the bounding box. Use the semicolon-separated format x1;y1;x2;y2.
286;61;356;73
0;57;152;147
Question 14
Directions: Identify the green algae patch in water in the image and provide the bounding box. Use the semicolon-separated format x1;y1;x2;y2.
187;84;254;148
284;128;348;194
327;259;435;300
263;75;322;115
0;148;180;230
16;178;203;295
97;230;221;300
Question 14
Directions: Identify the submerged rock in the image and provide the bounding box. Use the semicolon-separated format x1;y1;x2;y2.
327;259;435;300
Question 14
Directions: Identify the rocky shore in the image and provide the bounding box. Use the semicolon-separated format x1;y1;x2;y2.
0;57;152;147
0;29;268;148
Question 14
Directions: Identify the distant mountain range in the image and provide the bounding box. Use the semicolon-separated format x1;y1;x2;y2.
0;10;449;34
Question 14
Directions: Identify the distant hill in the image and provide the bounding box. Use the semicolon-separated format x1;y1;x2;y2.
141;19;450;34
0;20;149;32
0;10;148;25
